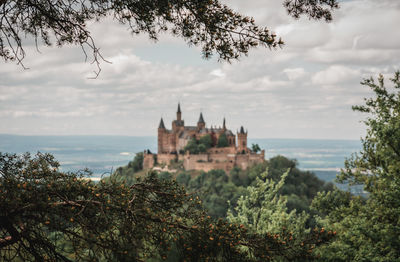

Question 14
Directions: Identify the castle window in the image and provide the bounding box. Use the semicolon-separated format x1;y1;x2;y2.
243;141;245;147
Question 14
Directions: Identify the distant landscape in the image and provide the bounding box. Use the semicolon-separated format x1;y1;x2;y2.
0;134;361;180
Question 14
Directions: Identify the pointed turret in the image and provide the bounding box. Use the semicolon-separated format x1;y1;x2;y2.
176;103;182;121
158;118;165;129
197;112;205;129
239;126;245;134
223;118;226;130
198;112;205;123
158;118;166;154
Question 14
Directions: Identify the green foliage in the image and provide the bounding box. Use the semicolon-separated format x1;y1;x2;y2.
184;137;200;154
251;143;261;153
186;169;246;218
217;133;229;147
179;157;333;220
158;171;173;180
199;134;213;149
113;152;144;184
227;169;334;260
129;152;144;172
0;152;334;261
0;152;206;261
184;135;213;154
228;169;308;233
312;72;400;261
230;166;251;187
112;154;333;222
176;172;191;187
257;156;334;215
198;144;207;153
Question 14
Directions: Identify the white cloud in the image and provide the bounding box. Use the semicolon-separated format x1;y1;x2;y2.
283;68;307;80
210;69;226;78
312;65;360;85
0;0;399;139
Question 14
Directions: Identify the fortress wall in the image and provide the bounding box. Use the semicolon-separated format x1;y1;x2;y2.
183;154;209;170
143;154;155;169
158;154;177;165
235;154;251;170
152;151;264;173
248;153;265;164
208;153;229;163
182;152;264;173
186;161;235;173
208;147;236;154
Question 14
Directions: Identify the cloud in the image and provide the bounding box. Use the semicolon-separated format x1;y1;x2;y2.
283;68;307;80
0;0;399;139
312;65;360;85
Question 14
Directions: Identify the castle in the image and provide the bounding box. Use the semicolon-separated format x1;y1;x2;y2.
143;104;265;173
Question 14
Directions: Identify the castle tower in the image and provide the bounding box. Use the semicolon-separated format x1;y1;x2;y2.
237;126;248;152
222;117;226;131
177;103;182;121
172;103;184;133
197;112;205;130
158;118;166;154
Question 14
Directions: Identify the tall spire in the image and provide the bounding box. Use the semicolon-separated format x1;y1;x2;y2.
197;112;205;129
223;117;226;130
240;126;245;134
158;118;165;129
176;103;182;121
198;112;205;123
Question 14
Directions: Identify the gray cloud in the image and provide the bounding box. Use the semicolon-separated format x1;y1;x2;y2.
0;0;399;139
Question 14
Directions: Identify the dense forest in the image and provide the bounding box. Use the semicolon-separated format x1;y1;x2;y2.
113;154;334;221
1;72;400;261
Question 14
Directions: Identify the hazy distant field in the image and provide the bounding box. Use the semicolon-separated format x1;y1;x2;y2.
0;135;360;183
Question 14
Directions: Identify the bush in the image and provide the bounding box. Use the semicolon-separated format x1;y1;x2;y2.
217;133;229;147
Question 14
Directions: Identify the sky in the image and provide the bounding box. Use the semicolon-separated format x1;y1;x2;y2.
1;0;400;139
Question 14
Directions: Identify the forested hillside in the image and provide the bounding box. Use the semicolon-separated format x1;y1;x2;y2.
113;154;334;220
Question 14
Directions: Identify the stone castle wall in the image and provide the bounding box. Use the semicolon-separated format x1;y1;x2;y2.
186;161;235;173
144;150;265;173
157;154;177;165
143;153;155;169
183;154;209;170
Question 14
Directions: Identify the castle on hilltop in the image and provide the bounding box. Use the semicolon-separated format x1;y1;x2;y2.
143;104;265;173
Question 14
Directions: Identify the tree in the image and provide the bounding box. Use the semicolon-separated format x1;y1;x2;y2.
0;0;338;72
199;134;213;149
251;143;261;153
1;152;334;261
217;133;229;147
198;143;207;153
184;137;200;154
113;152;144;183
128;152;144;172
227;168;335;260
267;156;334;216
0;152;206;261
184;135;213;154
312;71;400;261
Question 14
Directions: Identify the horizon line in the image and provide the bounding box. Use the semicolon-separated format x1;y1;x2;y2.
0;133;361;141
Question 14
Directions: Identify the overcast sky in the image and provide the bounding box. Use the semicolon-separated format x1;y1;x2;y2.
1;0;399;139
